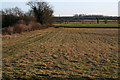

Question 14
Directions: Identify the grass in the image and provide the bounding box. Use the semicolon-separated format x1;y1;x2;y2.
2;27;119;79
54;23;119;28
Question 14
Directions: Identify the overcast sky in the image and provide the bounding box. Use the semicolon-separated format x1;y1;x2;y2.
1;0;120;16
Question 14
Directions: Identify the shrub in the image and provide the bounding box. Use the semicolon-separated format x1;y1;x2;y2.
2;27;8;35
7;26;14;35
2;19;51;35
22;16;36;25
18;20;26;24
42;24;48;28
26;24;32;32
29;21;42;31
2;15;20;28
14;24;26;33
45;23;50;28
2;7;24;28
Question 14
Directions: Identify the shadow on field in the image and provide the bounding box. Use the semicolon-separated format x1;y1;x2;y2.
3;77;119;80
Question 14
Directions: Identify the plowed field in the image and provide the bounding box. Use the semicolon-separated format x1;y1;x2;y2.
2;28;119;79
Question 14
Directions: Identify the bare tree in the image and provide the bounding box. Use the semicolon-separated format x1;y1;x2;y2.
2;7;23;28
96;17;99;24
2;7;23;17
27;0;54;25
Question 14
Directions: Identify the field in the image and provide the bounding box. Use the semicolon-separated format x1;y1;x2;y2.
54;23;119;28
2;27;119;79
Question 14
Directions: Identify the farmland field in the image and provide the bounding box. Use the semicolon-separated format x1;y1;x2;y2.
2;27;119;79
54;23;119;28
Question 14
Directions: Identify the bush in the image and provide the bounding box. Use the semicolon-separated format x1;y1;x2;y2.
18;20;25;24
2;15;20;28
2;7;24;28
2;6;53;35
2;26;14;35
29;21;42;31
22;16;36;25
2;27;8;35
42;24;47;28
14;24;26;33
26;24;32;32
2;20;50;35
7;26;14;35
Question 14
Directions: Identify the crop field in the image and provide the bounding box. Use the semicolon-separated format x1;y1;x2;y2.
2;27;119;79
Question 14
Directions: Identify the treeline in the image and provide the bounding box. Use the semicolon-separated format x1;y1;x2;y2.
2;1;54;35
55;14;118;24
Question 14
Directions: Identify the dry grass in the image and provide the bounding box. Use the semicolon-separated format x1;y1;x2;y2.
2;28;119;79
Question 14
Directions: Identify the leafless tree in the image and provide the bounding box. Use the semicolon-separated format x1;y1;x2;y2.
2;7;23;17
27;0;54;25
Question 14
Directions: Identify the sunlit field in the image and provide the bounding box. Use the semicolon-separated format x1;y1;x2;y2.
2;27;118;79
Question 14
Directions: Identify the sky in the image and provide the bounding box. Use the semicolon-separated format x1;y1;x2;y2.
1;0;120;16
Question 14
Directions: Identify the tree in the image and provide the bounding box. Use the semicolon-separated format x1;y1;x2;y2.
2;7;23;28
27;0;54;25
96;17;99;24
2;7;23;17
